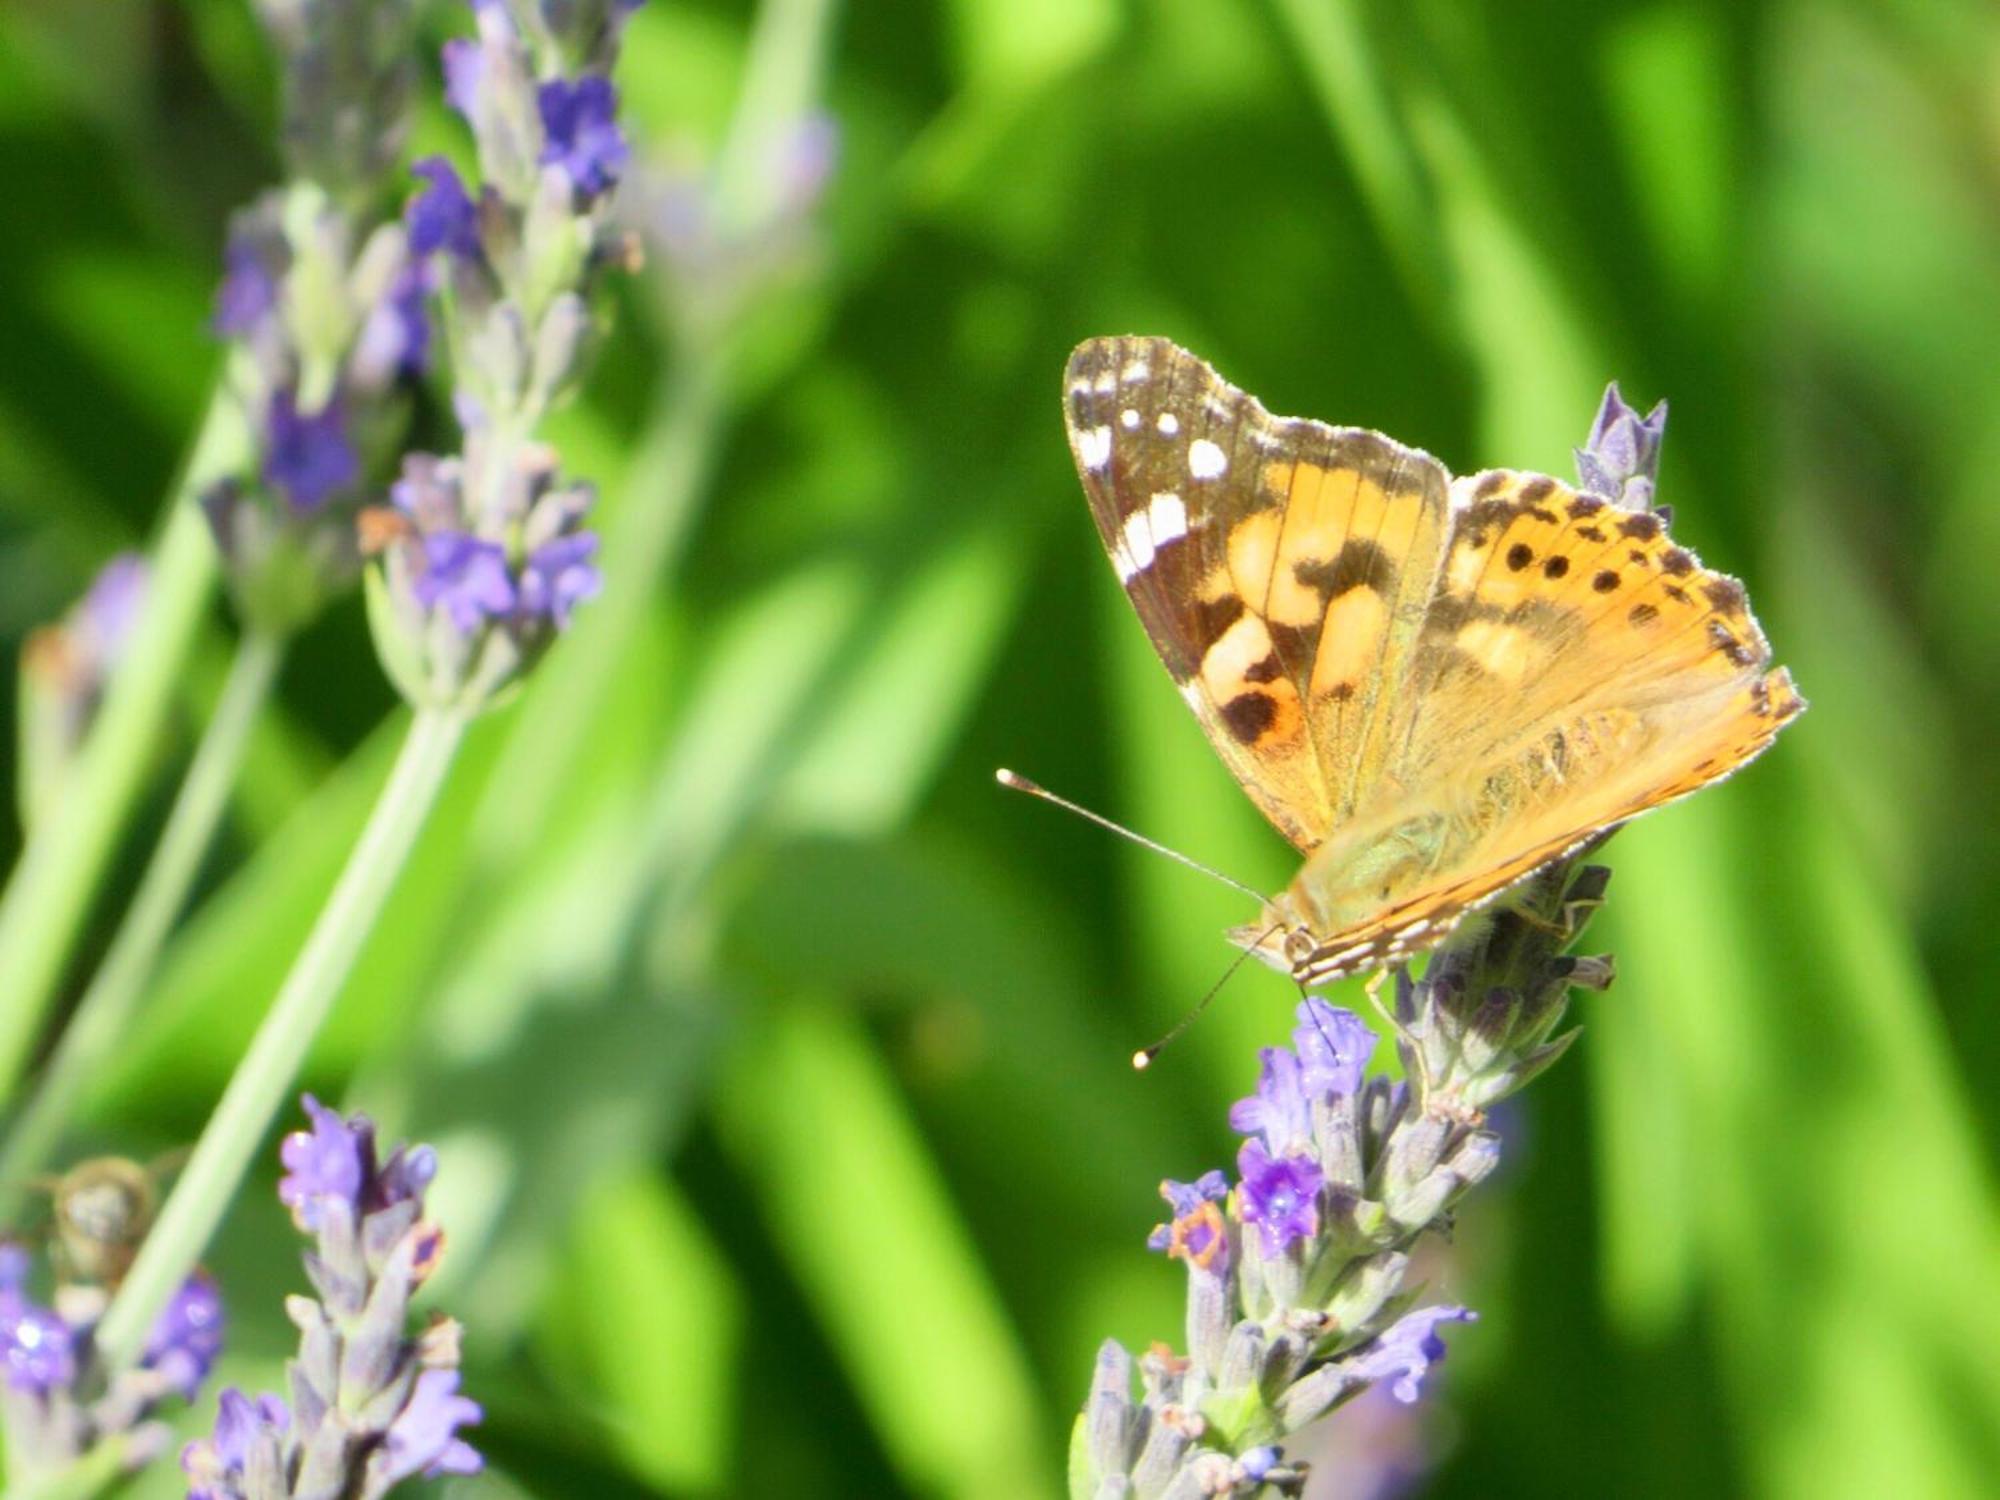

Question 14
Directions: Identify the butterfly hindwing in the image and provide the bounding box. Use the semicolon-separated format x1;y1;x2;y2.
1063;336;1454;852
1282;470;1804;980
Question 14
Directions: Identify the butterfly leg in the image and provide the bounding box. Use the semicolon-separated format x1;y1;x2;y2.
1501;873;1607;945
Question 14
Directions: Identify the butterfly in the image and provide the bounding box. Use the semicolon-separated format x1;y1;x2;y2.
1063;336;1804;988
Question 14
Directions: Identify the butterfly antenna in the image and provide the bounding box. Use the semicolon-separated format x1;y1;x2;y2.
1133;920;1286;1071
994;769;1269;904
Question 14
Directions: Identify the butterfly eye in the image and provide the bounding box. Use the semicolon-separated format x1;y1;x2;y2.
1283;927;1317;966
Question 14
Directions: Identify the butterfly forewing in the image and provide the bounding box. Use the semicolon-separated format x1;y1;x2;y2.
1063;336;1454;852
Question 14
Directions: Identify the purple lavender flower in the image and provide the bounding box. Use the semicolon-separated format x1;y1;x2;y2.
414;532;518;633
1147;1171;1231;1274
182;1388;289;1500
1238;1445;1282;1482
372;1368;484;1486
1574;382;1668;512
262;392;359;511
537;75;628;196
1293;998;1376;1100
441;34;490;123
0;1289;74;1394
1342;1305;1476;1405
353;262;434;383
214;233;281;337
143;1272;226;1400
1236;1138;1323;1257
278;1093;370;1229
518;531;602;627
377;1141;439;1208
1229;1045;1314;1157
407;156;480;258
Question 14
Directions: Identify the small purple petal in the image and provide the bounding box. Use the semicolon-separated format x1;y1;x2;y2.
538;75;629;196
374;1143;438;1211
144;1271;226;1399
518;531;601;628
408;156;479;259
353;262;433;384
377;1368;484;1485
263;393;359;511
1229;1045;1313;1156
1574;383;1668;512
441;37;487;122
0;1243;29;1291
0;1295;75;1394
278;1093;370;1229
1148;1171;1232;1274
1344;1305;1477;1405
1235;1138;1323;1258
186;1386;290;1491
1239;1445;1283;1482
214;233;279;337
1293;1001;1376;1102
413;532;517;634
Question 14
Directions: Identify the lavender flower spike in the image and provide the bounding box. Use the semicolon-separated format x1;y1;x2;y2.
0;1227;225;1486
365;0;640;711
182;1096;479;1500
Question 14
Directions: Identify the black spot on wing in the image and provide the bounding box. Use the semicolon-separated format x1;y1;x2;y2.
1294;538;1393;600
1221;692;1278;744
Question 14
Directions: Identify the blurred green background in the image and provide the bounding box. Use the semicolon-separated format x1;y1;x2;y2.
2;0;1998;1495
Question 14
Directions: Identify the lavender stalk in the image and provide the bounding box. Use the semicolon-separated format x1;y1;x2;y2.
0;0;428;1170
1071;385;1667;1497
91;0;645;1381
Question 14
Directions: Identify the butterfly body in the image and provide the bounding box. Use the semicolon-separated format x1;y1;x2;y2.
1063;336;1803;988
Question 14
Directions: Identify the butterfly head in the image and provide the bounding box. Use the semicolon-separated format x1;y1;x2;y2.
1226;893;1323;979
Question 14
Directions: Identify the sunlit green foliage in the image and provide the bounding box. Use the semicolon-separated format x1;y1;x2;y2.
1;0;1995;1494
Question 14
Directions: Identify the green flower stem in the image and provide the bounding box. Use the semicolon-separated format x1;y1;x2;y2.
0;629;288;1220
91;704;467;1376
0;388;241;1110
9;1431;127;1500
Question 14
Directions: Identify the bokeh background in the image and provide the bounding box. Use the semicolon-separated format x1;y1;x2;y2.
3;0;1998;1495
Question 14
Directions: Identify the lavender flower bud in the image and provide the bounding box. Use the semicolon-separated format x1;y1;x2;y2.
1574;382;1668;513
251;0;420;201
207;186;430;633
363;434;602;709
17;555;148;830
416;0;640;421
1082;1341;1136;1484
627;111;839;351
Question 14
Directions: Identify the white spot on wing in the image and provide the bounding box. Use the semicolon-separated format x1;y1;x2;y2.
1122;359;1151;382
1120;408;1141;431
1112;494;1188;582
1077;425;1112;471
1188;438;1228;480
1157;412;1181;436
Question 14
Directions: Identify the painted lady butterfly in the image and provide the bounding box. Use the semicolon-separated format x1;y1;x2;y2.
1063;336;1804;987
